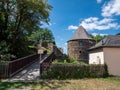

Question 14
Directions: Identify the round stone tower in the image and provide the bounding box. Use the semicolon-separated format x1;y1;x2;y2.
67;26;95;63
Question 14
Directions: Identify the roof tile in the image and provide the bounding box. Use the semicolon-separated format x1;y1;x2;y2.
70;26;92;40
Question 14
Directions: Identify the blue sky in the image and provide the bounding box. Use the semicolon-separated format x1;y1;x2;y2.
43;0;120;54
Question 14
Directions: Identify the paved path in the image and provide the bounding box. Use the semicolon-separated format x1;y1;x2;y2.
8;54;49;82
9;61;40;82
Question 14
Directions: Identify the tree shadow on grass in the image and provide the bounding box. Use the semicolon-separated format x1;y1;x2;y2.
0;82;31;90
40;80;70;90
0;80;70;90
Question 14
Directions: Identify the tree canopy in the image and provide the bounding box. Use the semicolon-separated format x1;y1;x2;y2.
28;28;55;44
0;0;52;61
90;34;106;43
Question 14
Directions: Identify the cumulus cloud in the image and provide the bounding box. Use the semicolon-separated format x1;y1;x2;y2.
102;0;120;17
68;17;120;31
68;25;78;30
80;17;120;30
97;0;102;3
68;0;120;31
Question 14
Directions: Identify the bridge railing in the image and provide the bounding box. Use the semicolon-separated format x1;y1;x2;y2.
0;54;39;79
0;63;9;79
40;52;56;76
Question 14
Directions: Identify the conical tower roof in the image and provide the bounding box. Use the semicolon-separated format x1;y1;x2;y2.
70;25;92;40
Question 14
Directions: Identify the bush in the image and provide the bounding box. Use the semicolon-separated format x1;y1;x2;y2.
53;55;88;65
41;64;108;79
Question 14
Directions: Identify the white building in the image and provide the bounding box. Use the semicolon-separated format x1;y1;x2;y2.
89;35;120;76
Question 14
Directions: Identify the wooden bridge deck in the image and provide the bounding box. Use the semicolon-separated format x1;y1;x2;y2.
9;60;40;82
8;54;51;82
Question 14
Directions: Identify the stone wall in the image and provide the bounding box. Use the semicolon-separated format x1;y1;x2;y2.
68;39;95;63
53;46;63;57
37;42;63;57
48;43;63;57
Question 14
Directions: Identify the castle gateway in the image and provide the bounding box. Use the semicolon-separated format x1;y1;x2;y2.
67;26;95;63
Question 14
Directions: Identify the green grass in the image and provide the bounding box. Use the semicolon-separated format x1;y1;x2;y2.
0;77;120;90
104;77;120;82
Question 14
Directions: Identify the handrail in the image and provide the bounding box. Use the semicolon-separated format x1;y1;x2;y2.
40;52;56;76
9;54;37;63
0;54;40;78
8;54;40;77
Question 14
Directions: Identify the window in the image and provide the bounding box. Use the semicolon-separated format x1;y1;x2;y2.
79;41;83;46
79;51;82;53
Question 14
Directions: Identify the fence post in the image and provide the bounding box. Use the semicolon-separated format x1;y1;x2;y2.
39;54;41;77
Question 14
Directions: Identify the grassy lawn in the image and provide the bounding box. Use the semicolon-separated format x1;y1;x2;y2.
0;77;120;90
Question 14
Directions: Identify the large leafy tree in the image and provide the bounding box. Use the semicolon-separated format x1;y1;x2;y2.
28;28;55;44
0;0;52;61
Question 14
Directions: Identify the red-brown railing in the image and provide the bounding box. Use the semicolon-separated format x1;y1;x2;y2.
0;54;39;79
8;54;40;77
40;52;56;76
0;63;9;79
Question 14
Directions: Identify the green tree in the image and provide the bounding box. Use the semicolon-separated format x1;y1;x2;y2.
28;28;55;44
90;34;106;43
0;0;52;61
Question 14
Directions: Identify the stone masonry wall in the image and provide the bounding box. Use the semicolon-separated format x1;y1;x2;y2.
68;39;95;63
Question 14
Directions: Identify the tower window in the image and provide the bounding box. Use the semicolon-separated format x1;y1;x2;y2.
79;42;83;46
79;51;82;53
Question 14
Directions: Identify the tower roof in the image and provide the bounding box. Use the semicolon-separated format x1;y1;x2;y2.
70;26;92;40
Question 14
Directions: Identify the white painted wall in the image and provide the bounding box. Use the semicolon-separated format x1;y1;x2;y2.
89;51;104;64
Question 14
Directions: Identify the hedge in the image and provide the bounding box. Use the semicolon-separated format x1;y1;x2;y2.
41;64;108;79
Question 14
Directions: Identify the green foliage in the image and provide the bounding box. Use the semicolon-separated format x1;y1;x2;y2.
52;55;87;65
28;28;55;44
41;64;108;79
103;64;109;77
0;41;15;62
90;34;106;43
106;77;120;82
0;0;52;61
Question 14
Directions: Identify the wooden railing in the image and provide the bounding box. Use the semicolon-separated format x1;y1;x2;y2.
0;63;9;79
8;54;40;77
40;52;56;76
0;54;39;79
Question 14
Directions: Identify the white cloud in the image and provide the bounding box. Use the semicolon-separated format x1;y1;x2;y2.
68;25;78;30
92;33;108;36
102;0;120;17
80;17;120;30
48;22;52;26
68;0;120;31
97;0;102;3
64;43;67;46
68;17;120;31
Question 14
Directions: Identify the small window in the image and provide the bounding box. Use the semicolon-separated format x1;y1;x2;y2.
79;51;82;53
79;42;83;46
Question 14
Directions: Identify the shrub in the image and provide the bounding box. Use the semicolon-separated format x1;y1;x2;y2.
41;64;108;79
